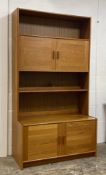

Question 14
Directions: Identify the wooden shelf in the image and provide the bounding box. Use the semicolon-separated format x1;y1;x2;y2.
19;107;79;117
19;87;88;93
20;34;90;41
19;114;95;126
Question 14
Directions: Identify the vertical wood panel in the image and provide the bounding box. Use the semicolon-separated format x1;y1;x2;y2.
12;9;21;166
23;127;28;161
19;36;56;71
65;120;96;155
56;39;89;72
28;124;58;161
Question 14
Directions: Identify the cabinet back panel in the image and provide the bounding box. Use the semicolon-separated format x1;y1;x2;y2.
19;93;79;114
19;72;88;89
79;92;88;115
20;16;81;38
19;14;90;39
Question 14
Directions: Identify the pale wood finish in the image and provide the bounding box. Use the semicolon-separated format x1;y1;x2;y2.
56;39;89;72
27;124;58;161
65;120;96;155
19;36;56;71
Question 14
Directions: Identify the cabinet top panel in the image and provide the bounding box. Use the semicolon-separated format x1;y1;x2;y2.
17;8;91;21
19;114;96;126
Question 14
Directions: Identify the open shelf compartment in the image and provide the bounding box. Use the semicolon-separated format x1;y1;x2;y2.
19;72;88;92
19;9;90;39
19;91;88;120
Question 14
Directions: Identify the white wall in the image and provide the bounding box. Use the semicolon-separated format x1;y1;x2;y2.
7;0;106;155
0;0;8;156
95;0;106;142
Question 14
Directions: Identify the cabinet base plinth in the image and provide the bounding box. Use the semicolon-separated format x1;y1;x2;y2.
22;152;96;168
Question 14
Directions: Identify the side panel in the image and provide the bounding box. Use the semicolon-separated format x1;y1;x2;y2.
12;9;22;167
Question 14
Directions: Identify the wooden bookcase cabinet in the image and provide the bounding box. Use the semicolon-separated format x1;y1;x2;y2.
12;8;97;168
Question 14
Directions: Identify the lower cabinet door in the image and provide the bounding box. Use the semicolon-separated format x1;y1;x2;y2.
23;119;96;162
26;124;58;161
65;120;96;155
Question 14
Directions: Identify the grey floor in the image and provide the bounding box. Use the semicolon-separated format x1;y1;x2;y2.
0;143;106;175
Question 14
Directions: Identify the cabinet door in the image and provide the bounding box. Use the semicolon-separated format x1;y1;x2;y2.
19;36;56;71
65;120;96;155
27;124;58;161
56;39;89;72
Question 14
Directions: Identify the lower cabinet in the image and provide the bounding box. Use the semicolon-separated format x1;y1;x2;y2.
23;119;96;162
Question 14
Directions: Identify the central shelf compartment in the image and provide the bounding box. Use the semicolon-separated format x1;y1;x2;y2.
19;72;88;89
19;91;88;118
19;72;88;119
19;92;79;113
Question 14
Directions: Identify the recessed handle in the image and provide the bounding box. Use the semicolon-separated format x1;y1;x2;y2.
57;51;59;59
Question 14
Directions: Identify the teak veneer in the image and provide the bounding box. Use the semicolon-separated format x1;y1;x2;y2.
12;8;97;169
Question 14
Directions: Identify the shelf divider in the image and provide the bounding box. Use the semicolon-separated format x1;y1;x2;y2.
19;86;88;93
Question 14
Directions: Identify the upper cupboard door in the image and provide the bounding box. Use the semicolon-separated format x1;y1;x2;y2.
19;36;56;71
56;39;89;72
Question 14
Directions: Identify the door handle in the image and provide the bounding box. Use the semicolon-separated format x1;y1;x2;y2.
52;50;55;59
53;51;59;59
57;51;59;59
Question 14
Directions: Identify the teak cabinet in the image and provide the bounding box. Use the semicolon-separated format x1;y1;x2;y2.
19;36;89;71
12;8;97;169
23;120;96;162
